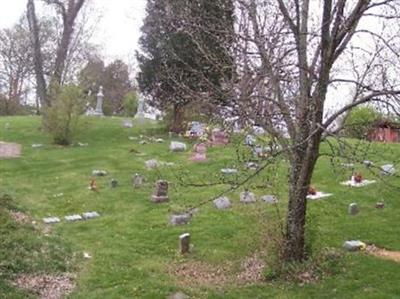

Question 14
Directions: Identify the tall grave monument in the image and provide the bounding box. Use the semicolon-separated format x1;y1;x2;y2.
93;86;104;116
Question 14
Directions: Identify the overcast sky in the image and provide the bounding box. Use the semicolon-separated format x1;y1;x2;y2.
0;0;146;61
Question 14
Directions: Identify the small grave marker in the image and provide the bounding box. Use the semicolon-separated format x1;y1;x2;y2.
110;178;118;188
343;240;366;251
151;180;169;203
348;203;359;215
82;211;100;219
240;191;256;203
170;141;187;152
43;217;60;224
179;233;191;254
170;213;192;225
65;215;83;222
132;173;143;188
213;197;231;209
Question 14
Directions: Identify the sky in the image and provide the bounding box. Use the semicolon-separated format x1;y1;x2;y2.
0;0;147;61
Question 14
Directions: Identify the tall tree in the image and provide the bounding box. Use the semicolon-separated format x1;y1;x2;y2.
137;0;235;132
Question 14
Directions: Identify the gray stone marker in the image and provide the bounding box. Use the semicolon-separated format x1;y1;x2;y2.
151;180;169;203
110;178;118;188
245;162;259;170
376;202;385;209
170;141;187;152
82;211;100;219
170;213;192;225
213;197;231;209
220;168;238;174
65;214;83;222
343;240;366;251
122;119;133;128
92;170;107;176
145;159;159;169
381;164;396;175
348;203;359;215
32;143;43;148
132;173;144;188
363;160;374;167
261;195;278;204
240;191;256;203
93;86;104;116
179;233;191;254
43;217;60;224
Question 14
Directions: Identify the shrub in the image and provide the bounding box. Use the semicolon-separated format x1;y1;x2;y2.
43;85;85;145
122;91;139;117
344;106;382;139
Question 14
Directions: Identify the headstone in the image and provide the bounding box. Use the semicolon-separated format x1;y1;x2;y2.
179;233;191;254
110;178;118;188
261;195;278;204
132;173;144;188
43;217;60;224
220;168;238;174
375;202;385;209
363;160;374;167
341;163;355;168
348;203;359;215
343;240;366;251
213;196;231;209
170;213;192;225
93;86;104;116
245;162;259;170
134;98;146;119
381;164;396;175
122;119;133;128
77;142;88;147
244;135;256;146
170;141;187;152
145;159;159;169
0;142;21;158
151;180;169;203
65;214;83;222
186;121;205;138
240;191;256;203
189;143;207;162
155;138;164;143
82;211;100;219
210;129;229;146
31;143;43;148
92;170;107;176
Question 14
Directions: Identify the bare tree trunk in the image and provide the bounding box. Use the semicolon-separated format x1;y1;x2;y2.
170;104;185;133
27;0;48;107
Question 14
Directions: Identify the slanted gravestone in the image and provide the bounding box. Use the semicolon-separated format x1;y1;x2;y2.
343;240;366;251
213;197;231;209
82;211;100;219
348;203;359;215
151;180;169;203
170;141;187;152
132;173;143;188
261;195;278;204
43;217;60;224
0;142;21;158
122;119;133;128
65;215;82;222
189;143;207;162
170;213;192;225
210;129;229;146
179;233;191;254
110;178;118;188
240;191;256;203
381;164;396;176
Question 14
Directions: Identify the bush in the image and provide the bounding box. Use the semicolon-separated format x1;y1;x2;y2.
43;85;85;145
344;106;382;139
122;91;139;117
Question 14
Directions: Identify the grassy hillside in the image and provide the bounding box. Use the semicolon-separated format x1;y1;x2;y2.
1;116;400;298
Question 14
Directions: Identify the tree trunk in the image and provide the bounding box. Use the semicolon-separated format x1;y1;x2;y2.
170;104;185;134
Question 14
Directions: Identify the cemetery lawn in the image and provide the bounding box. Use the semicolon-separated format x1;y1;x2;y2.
1;116;400;299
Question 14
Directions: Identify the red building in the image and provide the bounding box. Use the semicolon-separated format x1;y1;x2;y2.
367;120;400;143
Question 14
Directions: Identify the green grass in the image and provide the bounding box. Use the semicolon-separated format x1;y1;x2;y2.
1;116;400;298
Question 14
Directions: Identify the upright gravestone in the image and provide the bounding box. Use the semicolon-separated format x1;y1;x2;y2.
151;180;169;203
348;203;359;215
93;86;104;116
132;173;143;188
134;98;145;120
179;233;191;254
189;143;207;162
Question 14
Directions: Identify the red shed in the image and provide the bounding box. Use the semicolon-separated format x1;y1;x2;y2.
367;120;400;143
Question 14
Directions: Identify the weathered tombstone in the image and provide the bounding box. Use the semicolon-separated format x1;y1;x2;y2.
93;86;104;116
31;143;43;148
348;203;359;215
213;196;231;209
145;159;159;169
189;143;207;162
376;202;385;209
151;180;169;203
134;98;146;119
210;128;229;146
110;178;118;188
43;217;60;224
92;170;107;176
179;233;191;254
244;134;256;146
343;240;366;251
122;119;133;128
0;142;21;159
240;191;256;203
82;211;100;220
220;168;238;174
261;195;278;204
186;121;205;138
381;164;396;175
170;213;192;225
170;141;187;152
132;173;144;188
65;214;83;222
245;162;259;170
363;160;374;167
